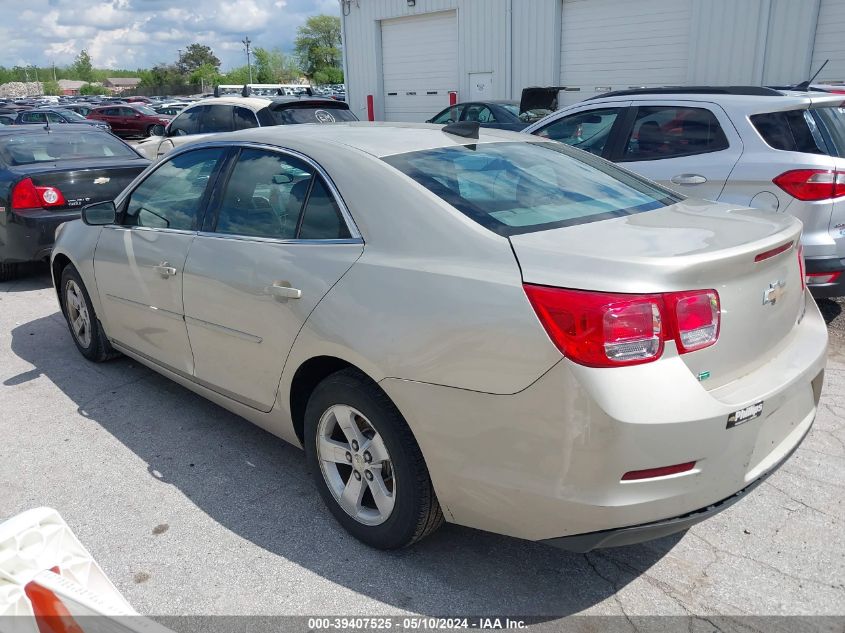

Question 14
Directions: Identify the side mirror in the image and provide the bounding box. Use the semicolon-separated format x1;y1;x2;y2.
81;201;116;226
134;113;141;118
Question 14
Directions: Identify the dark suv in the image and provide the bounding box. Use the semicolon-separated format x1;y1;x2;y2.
87;104;173;138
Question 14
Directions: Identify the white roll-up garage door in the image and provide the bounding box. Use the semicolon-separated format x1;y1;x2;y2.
813;0;845;82
381;11;458;122
559;0;692;106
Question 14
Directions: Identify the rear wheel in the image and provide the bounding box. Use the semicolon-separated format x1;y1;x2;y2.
60;265;118;362
304;369;443;549
0;262;18;282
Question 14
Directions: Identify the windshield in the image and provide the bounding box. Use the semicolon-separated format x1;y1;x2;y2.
266;104;358;125
0;132;138;166
383;141;678;236
135;105;157;116
814;105;845;158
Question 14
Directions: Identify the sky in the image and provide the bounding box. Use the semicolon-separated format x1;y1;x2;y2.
1;0;340;71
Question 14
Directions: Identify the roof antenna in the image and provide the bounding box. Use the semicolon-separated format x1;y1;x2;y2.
796;59;829;91
442;121;479;139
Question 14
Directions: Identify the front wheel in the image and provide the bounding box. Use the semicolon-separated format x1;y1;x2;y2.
304;369;443;549
60;265;119;362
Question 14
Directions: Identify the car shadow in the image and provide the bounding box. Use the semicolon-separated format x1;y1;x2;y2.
0;262;53;292
7;313;681;618
816;298;842;325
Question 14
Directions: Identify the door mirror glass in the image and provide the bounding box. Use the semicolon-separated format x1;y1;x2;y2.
81;201;116;226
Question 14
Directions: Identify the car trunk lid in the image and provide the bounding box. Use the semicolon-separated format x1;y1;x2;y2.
11;159;146;210
510;198;805;389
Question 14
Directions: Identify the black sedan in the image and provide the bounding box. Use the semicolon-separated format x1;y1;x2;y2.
15;108;111;132
427;100;552;131
0;126;149;281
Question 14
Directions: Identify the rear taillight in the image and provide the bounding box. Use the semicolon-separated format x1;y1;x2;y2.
806;271;842;286
665;290;720;353
773;169;845;201
10;178;66;210
523;285;720;368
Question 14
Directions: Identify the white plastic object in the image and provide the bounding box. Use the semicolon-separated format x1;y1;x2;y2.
0;507;172;633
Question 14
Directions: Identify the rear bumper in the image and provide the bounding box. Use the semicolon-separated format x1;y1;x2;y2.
805;256;845;298
541;420;806;552
380;293;828;544
0;209;80;263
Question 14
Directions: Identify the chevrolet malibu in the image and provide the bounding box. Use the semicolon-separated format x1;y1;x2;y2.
50;123;827;551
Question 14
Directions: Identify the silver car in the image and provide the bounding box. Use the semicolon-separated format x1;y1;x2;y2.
50;123;828;551
523;87;845;297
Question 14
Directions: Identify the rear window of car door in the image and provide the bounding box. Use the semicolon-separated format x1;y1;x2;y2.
234;106;259;130
533;108;622;157
212;148;350;240
620;106;729;161
431;106;463;124
169;106;205;136
122;148;224;231
463;105;496;123
21;112;46;123
199;105;234;133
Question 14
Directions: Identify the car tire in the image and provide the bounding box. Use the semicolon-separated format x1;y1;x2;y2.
145;125;156;137
304;368;444;549
0;262;18;282
60;264;119;363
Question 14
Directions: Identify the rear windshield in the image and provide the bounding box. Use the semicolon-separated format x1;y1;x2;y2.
266;104;358;125
0;132;138;166
813;105;845;157
383;141;679;236
750;110;827;154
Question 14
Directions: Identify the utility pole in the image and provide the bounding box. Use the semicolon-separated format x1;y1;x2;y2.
52;62;57;82
177;48;183;74
242;36;253;83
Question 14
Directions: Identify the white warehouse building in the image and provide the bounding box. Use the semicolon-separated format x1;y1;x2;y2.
339;0;845;122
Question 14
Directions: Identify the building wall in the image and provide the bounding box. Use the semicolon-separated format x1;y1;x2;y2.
341;0;845;122
341;0;560;121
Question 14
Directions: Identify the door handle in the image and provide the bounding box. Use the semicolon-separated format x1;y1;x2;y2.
270;282;302;300
670;174;707;185
154;262;177;278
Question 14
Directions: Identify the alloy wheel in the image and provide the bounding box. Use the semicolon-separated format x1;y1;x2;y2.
65;279;92;348
316;404;396;526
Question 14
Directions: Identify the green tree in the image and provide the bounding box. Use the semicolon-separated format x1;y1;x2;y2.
294;14;342;78
253;47;301;83
312;67;344;85
220;65;252;85
180;43;220;74
72;50;94;82
189;63;220;91
139;64;187;90
42;80;61;96
79;83;102;96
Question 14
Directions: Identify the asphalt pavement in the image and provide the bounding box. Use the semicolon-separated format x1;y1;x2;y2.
1;264;843;621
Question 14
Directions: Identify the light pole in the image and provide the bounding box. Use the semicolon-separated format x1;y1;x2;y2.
242;36;253;83
177;48;183;74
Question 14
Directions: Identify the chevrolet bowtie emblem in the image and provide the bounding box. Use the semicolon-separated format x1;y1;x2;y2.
93;177;110;185
763;280;787;306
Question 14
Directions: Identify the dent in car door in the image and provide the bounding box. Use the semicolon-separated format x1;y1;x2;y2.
613;102;743;201
182;148;362;411
94;148;227;374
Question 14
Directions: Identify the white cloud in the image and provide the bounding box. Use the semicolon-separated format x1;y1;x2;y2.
3;0;340;70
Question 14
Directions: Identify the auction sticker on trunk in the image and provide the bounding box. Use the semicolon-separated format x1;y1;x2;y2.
727;401;764;429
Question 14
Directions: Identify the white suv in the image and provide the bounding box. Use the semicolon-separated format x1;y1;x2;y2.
135;95;357;161
524;87;845;297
